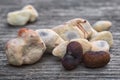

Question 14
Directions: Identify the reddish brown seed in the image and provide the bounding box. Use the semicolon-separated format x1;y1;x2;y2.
83;51;110;68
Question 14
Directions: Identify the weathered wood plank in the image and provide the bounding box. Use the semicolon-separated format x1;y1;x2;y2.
0;0;120;80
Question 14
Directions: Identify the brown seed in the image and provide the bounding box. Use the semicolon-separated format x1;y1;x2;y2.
66;41;83;63
61;41;83;70
62;54;79;70
83;51;110;68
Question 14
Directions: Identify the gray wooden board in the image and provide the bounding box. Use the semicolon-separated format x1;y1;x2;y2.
0;0;120;80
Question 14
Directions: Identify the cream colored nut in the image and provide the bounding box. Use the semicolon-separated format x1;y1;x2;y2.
90;31;113;47
52;41;69;58
36;29;64;52
23;5;38;22
7;5;38;26
5;28;46;66
90;40;110;52
71;39;92;54
5;38;25;66
66;18;93;38
52;24;85;41
7;10;31;26
93;21;112;32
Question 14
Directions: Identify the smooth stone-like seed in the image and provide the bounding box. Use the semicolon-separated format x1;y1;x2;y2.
62;54;79;70
93;21;112;32
90;31;113;47
83;51;110;68
36;29;64;52
90;40;110;52
7;10;31;26
52;41;69;58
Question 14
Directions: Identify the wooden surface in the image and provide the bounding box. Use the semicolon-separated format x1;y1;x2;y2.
0;0;120;80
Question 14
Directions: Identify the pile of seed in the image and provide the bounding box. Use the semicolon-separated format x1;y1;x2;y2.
5;5;113;70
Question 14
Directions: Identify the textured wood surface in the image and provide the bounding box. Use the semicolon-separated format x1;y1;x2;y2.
0;0;120;80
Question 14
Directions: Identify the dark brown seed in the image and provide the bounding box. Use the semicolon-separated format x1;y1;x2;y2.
61;41;83;70
66;41;83;62
62;54;78;70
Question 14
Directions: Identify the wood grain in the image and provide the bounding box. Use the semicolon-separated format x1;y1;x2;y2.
0;0;120;80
